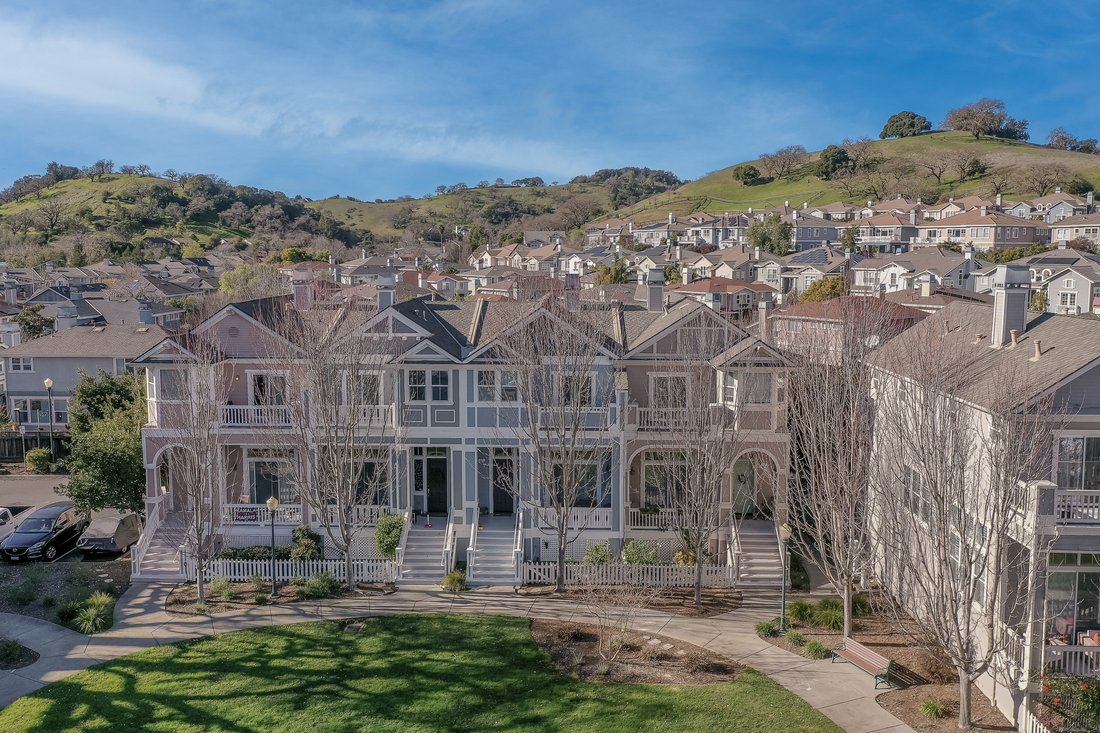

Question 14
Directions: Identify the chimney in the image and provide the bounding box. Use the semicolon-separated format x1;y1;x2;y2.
802;201;808;209
1057;239;1068;250
877;284;886;299
757;300;771;344
615;242;622;255
361;248;367;259
747;207;754;215
784;200;790;208
980;206;988;216
996;193;1003;208
291;279;312;310
674;245;682;261
990;264;1031;348
681;266;692;284
754;246;761;261
70;288;83;301
628;222;634;234
909;209;917;225
1031;340;1043;362
920;280;932;298
868;200;873;207
646;268;665;312
1009;329;1019;347
377;285;395;310
138;301;154;324
564;272;579;311
792;210;798;220
418;272;426;289
55;304;77;330
1055;186;1062;194
1088;191;1095;208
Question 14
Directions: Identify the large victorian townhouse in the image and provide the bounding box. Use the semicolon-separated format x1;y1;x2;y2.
131;288;790;588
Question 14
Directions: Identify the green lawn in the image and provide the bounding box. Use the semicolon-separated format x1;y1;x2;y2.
0;614;841;733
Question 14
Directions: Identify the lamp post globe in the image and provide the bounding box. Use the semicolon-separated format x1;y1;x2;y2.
43;377;55;465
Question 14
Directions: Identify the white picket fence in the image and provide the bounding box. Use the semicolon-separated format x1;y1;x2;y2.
182;555;397;583
522;562;732;587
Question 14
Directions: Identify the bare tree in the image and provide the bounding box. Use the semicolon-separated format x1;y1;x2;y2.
36;199;66;240
987;168;1012;197
950;151;989;182
1016;164;1070;197
759;145;807;181
870;315;1057;729
647;315;746;607
581;580;664;661
780;299;905;636
842;137;880;174
264;300;401;590
916;154;952;185
496;300;618;592
165;332;237;603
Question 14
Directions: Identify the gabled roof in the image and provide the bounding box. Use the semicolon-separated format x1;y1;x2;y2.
4;324;169;358
774;296;927;323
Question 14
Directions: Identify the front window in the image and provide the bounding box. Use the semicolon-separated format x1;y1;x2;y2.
552;462;600;507
9;358;32;372
742;372;773;404
1046;567;1100;645
160;369;187;401
349;371;380;404
643;450;687;507
1061;292;1077;307
431;370;449;401
560;374;592;406
477;370;495;401
248;450;296;503
251;373;287;406
500;371;519;402
651;374;687;409
355;456;389;505
407;370;426;401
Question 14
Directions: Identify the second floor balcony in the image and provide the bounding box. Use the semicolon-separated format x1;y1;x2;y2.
222;404;293;428
1053;490;1100;525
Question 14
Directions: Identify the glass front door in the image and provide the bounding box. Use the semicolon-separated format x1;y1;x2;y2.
413;447;449;515
731;458;759;517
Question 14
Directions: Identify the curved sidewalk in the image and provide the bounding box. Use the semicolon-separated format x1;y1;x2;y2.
2;583;913;733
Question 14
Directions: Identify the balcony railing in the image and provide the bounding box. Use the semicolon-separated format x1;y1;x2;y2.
1044;644;1100;678
628;507;681;529
531;506;612;530
537;406;610;430
222;405;292;427
222;503;303;525
317;504;391;527
1054;490;1100;524
636;407;688;431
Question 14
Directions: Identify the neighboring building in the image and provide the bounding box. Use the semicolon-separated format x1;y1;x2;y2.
848;211;921;252
913;209;1049;251
767;296;926;360
1042;266;1100;316
670;277;777;316
1050;213;1100;248
3;324;168;437
849;246;988;296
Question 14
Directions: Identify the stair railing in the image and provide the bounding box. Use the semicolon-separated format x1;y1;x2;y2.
467;514;480;584
511;507;525;585
394;511;413;571
441;515;456;573
730;525;743;584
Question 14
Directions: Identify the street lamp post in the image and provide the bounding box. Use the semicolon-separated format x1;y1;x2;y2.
778;522;792;632
43;378;55;466
266;495;280;597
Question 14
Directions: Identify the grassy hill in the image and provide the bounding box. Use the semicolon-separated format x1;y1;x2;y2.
307;182;613;240
604;132;1100;223
0;174;248;247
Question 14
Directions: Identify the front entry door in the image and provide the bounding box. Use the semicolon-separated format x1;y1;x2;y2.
491;449;515;515
731;458;759;517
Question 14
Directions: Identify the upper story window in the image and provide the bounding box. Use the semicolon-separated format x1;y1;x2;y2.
1064;278;1075;289
408;370;426;401
250;373;287;406
349;371;381;404
431;370;449;401
1058;437;1100;490
651;374;688;409
560;373;592;406
742;372;773;404
476;369;519;402
160;369;187;401
9;357;32;372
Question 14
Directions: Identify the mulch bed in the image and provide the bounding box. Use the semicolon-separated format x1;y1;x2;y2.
165;580;395;616
0;557;130;622
0;641;39;670
517;585;742;617
760;601;1013;731
877;684;1015;732
531;619;739;684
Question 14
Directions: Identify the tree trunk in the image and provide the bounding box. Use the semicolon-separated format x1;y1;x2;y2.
555;523;567;593
842;582;853;638
693;550;703;608
344;542;355;591
957;669;972;730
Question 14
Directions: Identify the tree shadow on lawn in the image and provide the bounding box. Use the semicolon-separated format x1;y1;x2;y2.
2;615;837;733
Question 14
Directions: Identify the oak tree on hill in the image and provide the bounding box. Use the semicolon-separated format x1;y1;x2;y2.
879;111;931;139
943;99;1007;139
731;164;763;185
811;145;850;180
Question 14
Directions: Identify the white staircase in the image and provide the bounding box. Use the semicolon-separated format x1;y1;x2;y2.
397;517;448;585
132;512;188;581
468;517;517;586
733;520;785;588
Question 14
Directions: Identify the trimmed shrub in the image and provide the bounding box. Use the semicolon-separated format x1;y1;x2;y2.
805;640;831;660
755;620;778;638
218;546;292;560
84;591;114;610
208;577;231;596
303;572;341;598
672;548;695;566
26;448;51;474
582;543;613;566
0;639;23;664
290;539;321;561
784;630;806;646
374;514;404;558
75;605;109;635
57;600;84;624
441;570;467;593
291;524;322;546
787;599;815;626
622;540;658;565
918;699;947;720
254;593;269;605
682;651;712;674
851;592;873;617
813;599;845;631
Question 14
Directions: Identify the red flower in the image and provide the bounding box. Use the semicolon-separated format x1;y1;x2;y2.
1080;681;1089;691
1053;696;1061;706
1043;685;1051;693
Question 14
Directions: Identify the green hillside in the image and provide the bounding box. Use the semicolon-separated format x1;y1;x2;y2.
605;132;1100;223
307;182;612;240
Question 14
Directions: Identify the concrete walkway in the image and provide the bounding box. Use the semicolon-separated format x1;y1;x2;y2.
1;583;914;733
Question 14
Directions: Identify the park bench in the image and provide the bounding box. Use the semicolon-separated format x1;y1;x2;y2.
831;638;894;689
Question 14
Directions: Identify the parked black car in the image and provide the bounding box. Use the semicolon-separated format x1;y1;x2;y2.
0;501;88;562
77;512;142;555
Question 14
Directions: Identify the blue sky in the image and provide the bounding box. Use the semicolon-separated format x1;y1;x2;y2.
1;0;1098;200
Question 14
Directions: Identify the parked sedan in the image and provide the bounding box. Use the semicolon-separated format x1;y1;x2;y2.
0;501;88;562
77;512;142;555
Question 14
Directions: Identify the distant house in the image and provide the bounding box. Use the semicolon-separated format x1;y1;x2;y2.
849;246;987;296
767;296;927;362
848;211;922;252
1042;266;1100;315
913;208;1048;250
670;277;777;316
4;324;168;436
1050;213;1100;248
